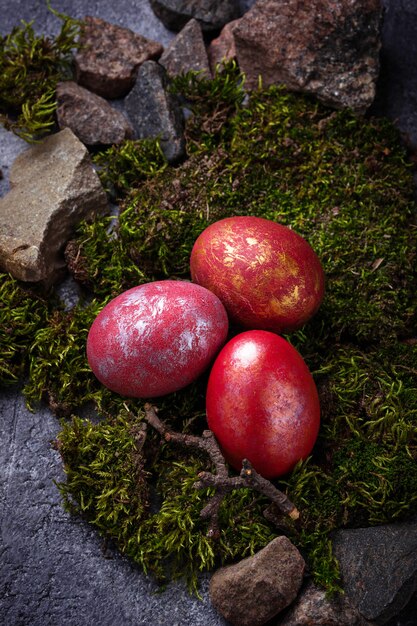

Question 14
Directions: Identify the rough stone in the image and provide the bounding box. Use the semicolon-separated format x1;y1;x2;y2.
75;16;163;99
56;81;133;146
332;522;417;624
149;0;240;33
124;60;185;163
0;128;108;284
234;0;383;113
159;18;210;78
207;19;240;74
209;536;305;626
278;580;374;626
371;0;417;151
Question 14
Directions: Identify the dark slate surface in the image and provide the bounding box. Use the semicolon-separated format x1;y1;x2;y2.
372;0;417;150
333;524;417;624
0;388;227;626
1;1;417;625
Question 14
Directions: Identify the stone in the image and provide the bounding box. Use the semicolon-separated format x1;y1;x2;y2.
124;61;185;163
0;128;108;284
371;0;417;151
75;16;163;99
234;0;383;114
332;521;417;624
0;388;228;626
149;0;240;33
278;580;374;626
209;536;305;626
159;18;210;78
207;19;240;75
56;81;133;146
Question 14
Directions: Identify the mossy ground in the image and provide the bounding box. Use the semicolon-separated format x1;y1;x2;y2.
0;3;80;141
1;64;417;593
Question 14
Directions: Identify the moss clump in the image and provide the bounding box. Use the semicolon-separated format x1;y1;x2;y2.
92;138;168;199
56;416;276;593
23;299;111;415
53;70;417;590
2;65;417;592
0;273;49;385
56;412;149;545
72;83;417;346
170;60;245;153
0;3;80;141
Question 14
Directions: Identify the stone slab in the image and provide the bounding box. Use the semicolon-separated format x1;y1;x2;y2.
0;388;228;626
333;524;417;624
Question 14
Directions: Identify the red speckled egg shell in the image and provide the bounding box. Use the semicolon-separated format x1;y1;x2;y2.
190;216;325;333
87;280;229;398
206;330;320;478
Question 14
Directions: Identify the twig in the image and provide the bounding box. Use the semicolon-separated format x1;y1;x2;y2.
144;404;299;537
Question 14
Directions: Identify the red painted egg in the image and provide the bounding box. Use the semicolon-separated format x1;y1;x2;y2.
206;330;320;478
190;216;325;333
87;280;229;398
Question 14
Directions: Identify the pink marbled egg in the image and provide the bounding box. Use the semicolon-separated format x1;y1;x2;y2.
87;280;229;398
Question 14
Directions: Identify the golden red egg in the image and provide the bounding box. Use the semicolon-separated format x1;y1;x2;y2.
190;216;325;333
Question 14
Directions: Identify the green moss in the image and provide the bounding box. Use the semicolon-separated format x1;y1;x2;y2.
56;412;149;544
23;299;111;414
170;61;245;153
56;419;276;593
0;3;81;141
72;82;417;346
92;138;168;200
2;64;417;592
314;342;417;446
0;273;49;385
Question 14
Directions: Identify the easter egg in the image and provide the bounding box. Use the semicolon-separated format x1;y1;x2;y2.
206;330;320;478
190;216;325;333
87;280;229;398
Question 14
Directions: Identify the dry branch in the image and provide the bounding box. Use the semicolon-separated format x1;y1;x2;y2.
144;404;299;537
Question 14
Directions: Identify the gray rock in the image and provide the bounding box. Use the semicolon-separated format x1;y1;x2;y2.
371;0;417;150
278;580;374;626
159;18;210;78
209;536;305;626
208;19;240;75
124;60;185;163
149;0;240;32
332;522;417;624
75;16;163;99
56;81;133;146
0;128;108;284
234;0;383;114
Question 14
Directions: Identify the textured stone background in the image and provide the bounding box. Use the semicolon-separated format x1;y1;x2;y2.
0;388;226;626
1;1;417;625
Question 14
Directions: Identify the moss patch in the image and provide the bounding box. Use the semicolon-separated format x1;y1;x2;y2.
1;65;417;593
0;4;80;141
0;273;49;384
